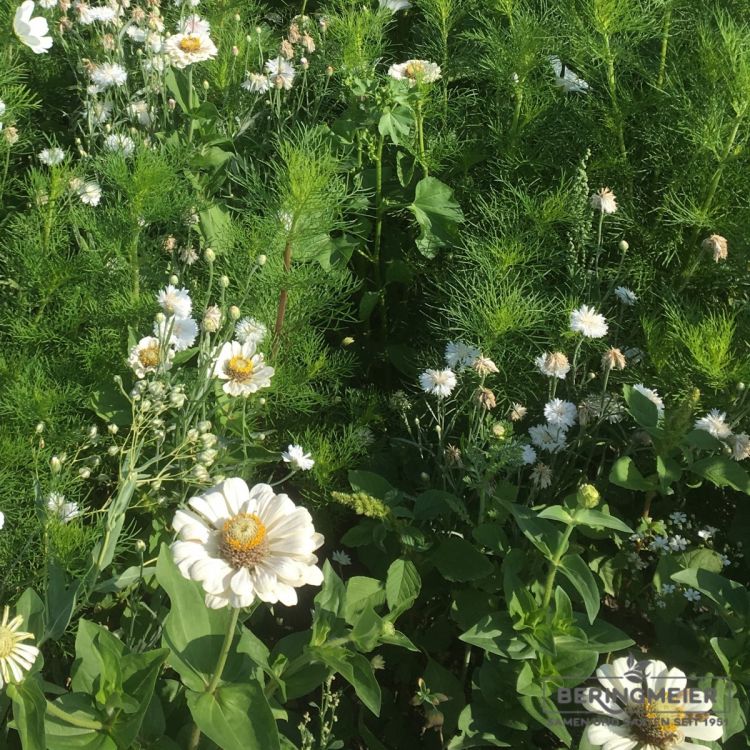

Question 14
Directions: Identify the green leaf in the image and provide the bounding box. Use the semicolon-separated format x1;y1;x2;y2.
573;509;633;535
344;577;386;623
623;384;659;428
518;695;572;745
187;682;280;750
15;588;45;645
538;506;574;525
358;290;380;322
350;606;384;652
691;455;750;493
347;470;394;500
378;105;412;145
385;559;421;617
510;505;559;558
164;67;194;113
459;613;513;657
45;562;78;641
572;615;635;652
45;694;113;750
408;177;464;258
684;429;723;450
198;204;233;255
656;455;682;493
557;555;600;623
312;561;346;645
609;457;657;492
414;489;470;522
313;645;381;715
7;678;46;750
432;537;494;582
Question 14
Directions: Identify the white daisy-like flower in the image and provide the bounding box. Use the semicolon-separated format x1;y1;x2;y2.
633;384;665;419
379;0;411;10
38;147;65;166
669;535;687;551
171;478;324;608
548;55;589;93
234;317;267;346
154;315;198;352
242;72;270;93
570;304;608;338
164;31;218;69
661;583;676;594
509;402;527;421
543;398;577;428
534;351;570;379
90;62;128;90
13;1;53;54
694;409;732;439
581;656;722;750
614;286;637;305
331;549;351;566
530;462;552;488
684;588;701;602
590;187;618;214
157;284;192;318
444;341;481;370
0;607;40;688
103;133;135;157
388;59;441;86
730;432;750;461
78;181;102;206
47;492;80;522
528;423;568;453
282;444;315;471
669;511;687;526
127;100;153;127
418;368;457;398
86;100;113;125
125;25;147;42
649;535;669;552
521;444;537;465
128;335;174;378
265;57;296;90
78;5;117;24
178;13;209;34
0;100;5;122
212;340;275;397
721;554;731;567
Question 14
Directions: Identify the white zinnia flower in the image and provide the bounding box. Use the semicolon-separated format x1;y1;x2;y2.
521;445;537;465
581;656;722;750
548;55;589;93
379;0;411;10
213;340;275;397
234;317;267;346
90;62;128;90
282;444;315;471
265;57;296;90
38;147;65;166
0;607;40;688
331;549;351;566
633;384;665;419
388;59;441;86
154;315;198;352
419;368;457;398
47;492;80;522
128;335;174;378
242;72;270;93
171;478;324;608
178;13;209;34
694;409;732;439
157;284;192;318
543;398;577;428
164;31;218;69
78;181;102;206
444;341;480;370
104;133;135;157
528;423;568;453
570;304;608;338
14;1;53;54
534;351;570;379
614;286;637;305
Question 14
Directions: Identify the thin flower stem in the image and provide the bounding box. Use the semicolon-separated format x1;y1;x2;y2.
272;238;294;358
541;524;575;609
415;98;428;176
603;34;627;163
657;3;672;89
46;700;105;731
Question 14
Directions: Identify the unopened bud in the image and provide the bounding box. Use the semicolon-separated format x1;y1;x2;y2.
51;456;62;473
108;445;119;456
202;80;209;91
35;422;45;434
204;247;216;263
576;483;601;509
342;336;354;346
618;240;629;252
168;97;176;110
420;472;430;482
232;45;239;56
257;254;267;266
229;305;241;320
169;274;179;285
219;275;230;288
135;539;147;553
108;423;119;435
79;467;91;479
197;420;212;434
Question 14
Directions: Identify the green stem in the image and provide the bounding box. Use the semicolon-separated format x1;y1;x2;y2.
415;98;428;176
657;3;672;89
187;67;195;143
129;231;140;299
272;237;294;359
541;524;575;609
46;700;105;731
603;34;627;162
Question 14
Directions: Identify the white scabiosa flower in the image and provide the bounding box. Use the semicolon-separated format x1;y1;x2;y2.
581;656;722;750
521;445;537;465
234;317;267;346
90;62;128;90
282;444;315;471
14;1;53;54
242;72;270;93
47;492;80;522
103;133;135;157
590;187;618;214
78;181;102;206
633;384;665;419
528;423;568;453
38;147;65;166
535;351;570;379
157;284;192;318
128;335;174;378
730;432;750;461
543;398;577;428
0;607;40;688
570;304;608;338
388;59;441;86
694;409;732;439
78;5;117;24
154;315;198;352
419;368;457;398
265;57;296;90
164;31;218;69
444;341;480;370
171;478;324;608
379;0;411;10
213;340;275;397
614;286;637;305
548;55;589;93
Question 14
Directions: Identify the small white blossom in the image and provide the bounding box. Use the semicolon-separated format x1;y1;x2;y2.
694;409;732;439
444;341;480;370
570;304;608;338
683;588;701;602
521;445;537;465
669;535;687;551
419;369;456;398
38;147;65;165
614;286;637;305
331;549;351;566
543;398;577;428
281;444;315;472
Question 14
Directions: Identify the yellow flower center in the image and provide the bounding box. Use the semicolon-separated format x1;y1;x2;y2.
179;35;202;53
0;627;16;659
139;344;160;368
220;513;268;568
629;700;682;747
226;355;254;381
405;61;426;79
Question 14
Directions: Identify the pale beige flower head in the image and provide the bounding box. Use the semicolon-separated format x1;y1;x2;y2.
475;386;496;411
590;187;617;214
602;347;626;371
473;355;499;376
388;59;441;86
702;233;728;263
509;402;527;421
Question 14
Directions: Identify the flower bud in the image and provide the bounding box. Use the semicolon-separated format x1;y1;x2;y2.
420;472;430;482
169;274;179;285
35;422;45;434
219;275;230;288
232;45;239;56
576;483;601;509
202;304;222;332
342;336;354;346
618;240;629;252
135;539;147;553
258;397;266;406
257;254;267;266
202;80;209;91
79;467;91;479
108;423;119;435
204;247;216;263
51;456;62;473
229;305;241;320
108;445;119;456
88;426;98;439
168;97;176;110
197;420;212;434
187;428;200;441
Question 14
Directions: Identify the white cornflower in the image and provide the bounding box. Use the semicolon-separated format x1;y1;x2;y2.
38;0;56;7
534;351;570;379
234;317;267;346
128;336;174;378
509;403;527;421
78;5;117;24
590;187;618;214
242;72;270;93
0;607;40;688
614;286;637;305
669;511;687;526
380;0;411;10
530;462;552;489
473;356;499;375
543;398;577;428
78;181;102;206
661;583;676;594
683;588;701;602
570;304;608;338
444;341;480;370
528;423;568;454
38;147;65;166
103;133;135;157
521;445;537;465
157;284;192;318
694;409;732;439
128;100;153;127
331;549;351;566
178;13;209;34
649;535;669;552
633;384;665;418
581;657;722;750
418;368;457;398
47;492;80;522
179;246;198;265
265;57;296;90
164;31;218;69
213;340;275;397
548;55;589;93
14;1;53;54
171;478;324;608
125;25;147;42
86;100;113;125
282;444;315;472
154;315;198;352
730;433;750;461
388;59;441;86
90;62;128;90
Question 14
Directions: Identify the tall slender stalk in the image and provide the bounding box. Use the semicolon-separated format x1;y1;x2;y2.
272;238;294;358
603;34;627;163
657;3;673;89
540;525;575;609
